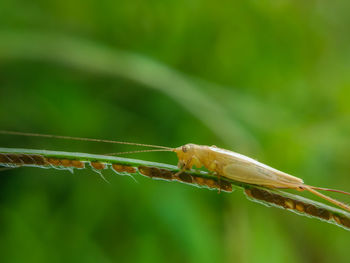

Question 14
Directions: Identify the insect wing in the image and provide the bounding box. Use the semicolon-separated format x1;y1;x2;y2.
223;162;302;187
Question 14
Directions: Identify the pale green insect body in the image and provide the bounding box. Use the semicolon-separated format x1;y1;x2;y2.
174;143;350;212
174;143;303;188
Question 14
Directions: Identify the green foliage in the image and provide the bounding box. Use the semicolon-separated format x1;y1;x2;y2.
1;0;350;262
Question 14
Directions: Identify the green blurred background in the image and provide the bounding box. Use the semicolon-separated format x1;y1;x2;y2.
0;0;350;262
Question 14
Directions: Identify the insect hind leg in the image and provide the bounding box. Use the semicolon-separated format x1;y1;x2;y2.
298;185;350;212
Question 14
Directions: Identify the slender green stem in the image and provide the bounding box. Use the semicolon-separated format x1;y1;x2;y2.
0;147;349;230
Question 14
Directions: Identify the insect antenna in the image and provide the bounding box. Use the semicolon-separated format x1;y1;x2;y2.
0;130;172;150
104;149;173;156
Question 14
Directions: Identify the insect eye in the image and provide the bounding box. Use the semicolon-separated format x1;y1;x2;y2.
182;146;188;153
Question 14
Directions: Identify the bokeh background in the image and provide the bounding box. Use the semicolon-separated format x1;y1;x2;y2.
1;0;350;262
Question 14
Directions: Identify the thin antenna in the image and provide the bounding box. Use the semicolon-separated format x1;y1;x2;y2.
105;149;173;156
0;130;172;150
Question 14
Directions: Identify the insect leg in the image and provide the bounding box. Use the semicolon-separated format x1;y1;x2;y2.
300;185;350;212
207;160;222;193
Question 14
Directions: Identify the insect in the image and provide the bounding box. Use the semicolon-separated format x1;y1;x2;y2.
1;130;350;212
174;144;350;212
